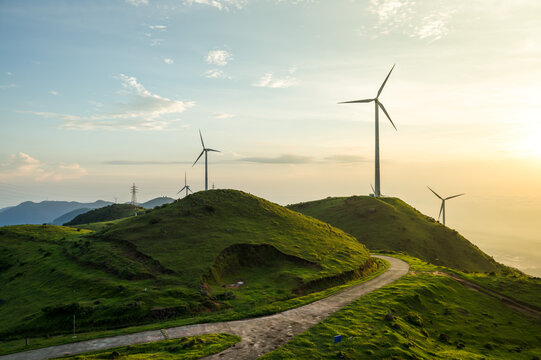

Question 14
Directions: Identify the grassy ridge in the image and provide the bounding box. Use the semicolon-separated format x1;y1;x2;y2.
52;333;240;360
288;196;505;273
0;190;373;345
263;254;541;359
65;204;145;226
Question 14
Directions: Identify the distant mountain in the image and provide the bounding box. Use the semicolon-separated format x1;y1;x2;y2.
51;208;92;225
140;196;175;209
64;204;145;226
0;206;14;214
0;200;112;226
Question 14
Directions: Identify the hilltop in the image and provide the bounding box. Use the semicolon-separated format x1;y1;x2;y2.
0;190;374;343
64;204;145;226
139;196;175;209
288;196;505;273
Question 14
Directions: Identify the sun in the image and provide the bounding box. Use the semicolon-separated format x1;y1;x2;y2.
514;124;541;159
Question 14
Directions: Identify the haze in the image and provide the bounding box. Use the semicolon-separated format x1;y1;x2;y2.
1;0;540;276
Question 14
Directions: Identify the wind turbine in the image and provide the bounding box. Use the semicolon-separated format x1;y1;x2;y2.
193;130;220;191
427;186;465;226
339;65;397;197
177;172;193;198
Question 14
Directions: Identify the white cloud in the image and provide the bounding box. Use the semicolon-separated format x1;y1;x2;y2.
125;0;148;6
205;50;233;66
148;25;167;30
368;0;454;41
253;73;298;88
164;58;174;64
22;74;194;131
49;90;60;96
0;83;16;89
150;39;164;46
185;0;247;11
205;69;231;79
213;112;234;119
6;72;12;76
0;153;87;182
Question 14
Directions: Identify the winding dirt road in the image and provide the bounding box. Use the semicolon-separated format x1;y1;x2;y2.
0;255;409;360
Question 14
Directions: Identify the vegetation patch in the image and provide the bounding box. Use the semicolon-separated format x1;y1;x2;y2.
52;333;240;359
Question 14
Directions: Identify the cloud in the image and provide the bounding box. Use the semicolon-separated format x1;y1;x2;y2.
368;0;454;41
103;160;188;165
185;0;247;11
0;83;16;89
213;112;234;119
164;58;174;64
22;74;194;131
206;50;233;66
150;39;164;46
253;73;298;88
0;153;87;182
148;25;167;30
125;0;148;6
205;69;231;79
240;154;312;164
6;72;12;76
49;90;60;96
324;154;367;163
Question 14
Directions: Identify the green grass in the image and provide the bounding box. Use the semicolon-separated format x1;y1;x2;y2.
0;190;375;352
64;204;145;226
288;196;507;273
0;258;389;356
450;270;541;310
263;254;541;359
52;333;240;359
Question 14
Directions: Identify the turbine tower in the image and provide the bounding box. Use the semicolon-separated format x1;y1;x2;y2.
193;130;220;191
339;65;397;197
177;172;193;198
427;186;465;226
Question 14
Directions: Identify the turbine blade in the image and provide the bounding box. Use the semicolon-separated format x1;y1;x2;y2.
445;193;465;200
371;184;375;193
188;187;193;194
177;186;187;194
377;64;395;98
438;202;444;221
427;186;443;200
192;150;204;166
199;129;205;149
378;102;397;131
184;172;187;185
338;98;374;104
206;148;221;153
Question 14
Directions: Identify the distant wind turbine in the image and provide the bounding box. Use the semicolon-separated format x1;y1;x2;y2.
427;186;465;226
193;130;220;191
177;172;193;198
339;65;397;197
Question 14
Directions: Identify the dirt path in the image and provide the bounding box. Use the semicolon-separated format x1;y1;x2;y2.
0;255;409;360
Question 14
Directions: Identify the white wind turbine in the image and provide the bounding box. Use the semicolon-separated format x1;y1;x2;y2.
193;130;220;191
177;172;193;198
427;186;465;226
339;65;397;197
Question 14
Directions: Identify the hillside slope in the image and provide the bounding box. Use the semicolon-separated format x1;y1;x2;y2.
51;208;91;225
64;204;144;226
0;190;373;341
288;196;504;273
140;196;175;209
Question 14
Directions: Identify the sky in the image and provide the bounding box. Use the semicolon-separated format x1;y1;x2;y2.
1;0;540;275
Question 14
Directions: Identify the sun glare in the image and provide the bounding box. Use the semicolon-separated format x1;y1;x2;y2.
514;124;541;159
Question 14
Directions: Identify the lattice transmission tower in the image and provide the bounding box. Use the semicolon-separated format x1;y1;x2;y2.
130;183;139;207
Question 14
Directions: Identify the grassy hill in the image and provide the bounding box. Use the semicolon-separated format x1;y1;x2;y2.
0;190;373;345
64;204;145;226
51;208;91;225
264;254;541;360
288;196;505;273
